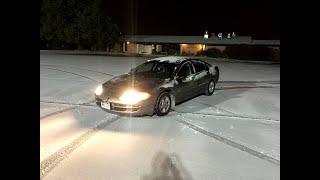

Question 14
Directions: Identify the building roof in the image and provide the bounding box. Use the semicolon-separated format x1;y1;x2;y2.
251;40;280;46
120;35;280;46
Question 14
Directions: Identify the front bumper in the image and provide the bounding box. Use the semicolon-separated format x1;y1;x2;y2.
95;96;156;116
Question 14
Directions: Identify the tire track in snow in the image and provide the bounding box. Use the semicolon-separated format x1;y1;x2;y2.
40;116;121;179
173;115;280;166
40;100;96;107
40;100;96;119
41;65;100;119
219;80;280;84
40;107;76;120
192;101;280;122
216;80;279;90
216;85;277;90
174;110;279;123
194;100;241;116
40;64;115;77
42;67;100;82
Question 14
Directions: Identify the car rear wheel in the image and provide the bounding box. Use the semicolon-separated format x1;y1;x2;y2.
205;80;216;96
155;92;171;116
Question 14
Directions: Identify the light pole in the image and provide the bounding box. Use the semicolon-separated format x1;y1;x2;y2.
203;31;209;56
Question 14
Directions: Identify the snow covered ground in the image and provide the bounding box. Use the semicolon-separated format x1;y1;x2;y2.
40;51;280;179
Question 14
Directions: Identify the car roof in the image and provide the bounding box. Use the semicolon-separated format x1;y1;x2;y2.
147;56;191;64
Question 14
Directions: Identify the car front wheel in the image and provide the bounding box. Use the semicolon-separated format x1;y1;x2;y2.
205;80;216;96
155;92;171;116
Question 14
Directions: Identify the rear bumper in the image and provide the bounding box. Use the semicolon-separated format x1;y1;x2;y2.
95;97;155;116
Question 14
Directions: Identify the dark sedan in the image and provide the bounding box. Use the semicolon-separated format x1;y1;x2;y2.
95;56;219;116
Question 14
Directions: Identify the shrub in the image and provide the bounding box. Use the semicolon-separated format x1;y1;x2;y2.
223;45;280;61
203;48;223;57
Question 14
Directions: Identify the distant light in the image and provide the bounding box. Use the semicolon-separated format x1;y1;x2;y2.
232;32;236;38
126;41;130;45
204;31;209;39
202;44;206;51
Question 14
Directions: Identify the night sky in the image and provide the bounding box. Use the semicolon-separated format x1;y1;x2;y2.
104;0;280;39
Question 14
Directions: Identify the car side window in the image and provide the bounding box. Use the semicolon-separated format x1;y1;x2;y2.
192;60;208;73
177;62;192;77
134;62;155;73
154;64;165;73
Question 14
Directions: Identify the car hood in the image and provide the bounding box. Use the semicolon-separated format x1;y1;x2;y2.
101;73;168;98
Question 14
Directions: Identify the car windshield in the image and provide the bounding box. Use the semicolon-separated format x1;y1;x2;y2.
132;61;177;78
134;62;156;73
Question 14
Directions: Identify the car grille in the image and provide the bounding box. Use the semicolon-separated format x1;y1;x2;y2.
111;102;140;112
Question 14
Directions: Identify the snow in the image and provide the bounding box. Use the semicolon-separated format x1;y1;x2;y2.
176;113;280;161
40;106;118;162
176;85;280;121
44;116;279;180
40;51;280;179
40;102;74;118
148;56;189;63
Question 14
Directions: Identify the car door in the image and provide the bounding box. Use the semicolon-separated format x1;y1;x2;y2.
191;60;210;92
174;61;197;102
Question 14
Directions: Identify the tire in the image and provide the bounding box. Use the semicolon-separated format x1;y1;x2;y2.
205;80;216;96
155;92;171;116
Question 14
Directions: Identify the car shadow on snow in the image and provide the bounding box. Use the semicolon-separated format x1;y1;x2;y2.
141;151;194;180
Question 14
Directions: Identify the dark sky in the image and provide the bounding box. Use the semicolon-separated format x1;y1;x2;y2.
104;0;280;39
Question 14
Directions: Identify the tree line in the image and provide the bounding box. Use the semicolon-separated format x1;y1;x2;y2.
40;0;120;51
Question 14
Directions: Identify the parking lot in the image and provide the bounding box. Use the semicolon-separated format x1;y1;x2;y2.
40;51;280;179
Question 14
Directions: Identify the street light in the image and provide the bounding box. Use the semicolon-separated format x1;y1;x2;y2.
204;31;209;39
203;31;209;56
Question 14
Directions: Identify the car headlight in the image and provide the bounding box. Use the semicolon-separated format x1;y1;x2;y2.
119;89;150;105
95;85;103;95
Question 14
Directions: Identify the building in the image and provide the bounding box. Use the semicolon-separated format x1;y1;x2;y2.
119;35;280;56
